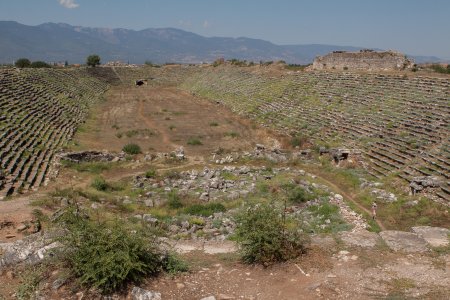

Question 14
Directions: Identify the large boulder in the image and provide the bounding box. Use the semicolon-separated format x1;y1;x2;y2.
379;231;429;252
411;226;450;247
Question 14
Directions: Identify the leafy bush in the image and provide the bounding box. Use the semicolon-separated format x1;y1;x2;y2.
184;203;226;216
234;202;308;265
58;208;165;293
162;253;189;275
91;176;108;191
167;191;183;209
122;143;141;154
145;168;157;178
187;138;202;146
288;186;316;204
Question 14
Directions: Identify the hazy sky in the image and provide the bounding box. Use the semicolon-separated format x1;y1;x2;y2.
0;0;449;58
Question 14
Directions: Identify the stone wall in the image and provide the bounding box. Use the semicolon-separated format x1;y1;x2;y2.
312;50;414;71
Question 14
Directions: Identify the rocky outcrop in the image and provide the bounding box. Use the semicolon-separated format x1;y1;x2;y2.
0;232;60;269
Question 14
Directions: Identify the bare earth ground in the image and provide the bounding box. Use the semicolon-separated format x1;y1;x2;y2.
74;85;284;155
1;84;449;299
140;246;450;300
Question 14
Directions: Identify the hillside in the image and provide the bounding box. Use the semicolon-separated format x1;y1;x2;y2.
0;21;443;64
180;65;450;203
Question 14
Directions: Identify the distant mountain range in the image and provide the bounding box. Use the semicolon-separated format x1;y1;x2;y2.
0;21;444;64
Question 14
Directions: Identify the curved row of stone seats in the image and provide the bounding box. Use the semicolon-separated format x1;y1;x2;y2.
0;68;109;198
181;67;449;201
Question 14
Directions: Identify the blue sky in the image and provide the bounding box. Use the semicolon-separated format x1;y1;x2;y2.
0;0;449;58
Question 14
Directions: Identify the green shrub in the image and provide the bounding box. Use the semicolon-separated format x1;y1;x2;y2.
288;187;316;204
162;253;189;275
145;168;157;178
209;122;219;126
187;138;202;146
58;208;164;293
184;203;226;216
168;191;183;209
91;177;108;191
234;202;308;265
122;143;141;154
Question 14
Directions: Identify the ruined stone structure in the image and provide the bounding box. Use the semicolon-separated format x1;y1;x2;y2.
312;50;414;71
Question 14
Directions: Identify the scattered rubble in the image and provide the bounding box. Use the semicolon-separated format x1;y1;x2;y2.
409;176;441;195
329;193;368;231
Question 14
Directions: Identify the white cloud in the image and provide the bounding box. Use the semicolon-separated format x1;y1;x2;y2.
202;20;210;28
58;0;79;9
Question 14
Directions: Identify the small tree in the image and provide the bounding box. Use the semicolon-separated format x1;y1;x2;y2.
86;54;101;67
15;58;31;68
